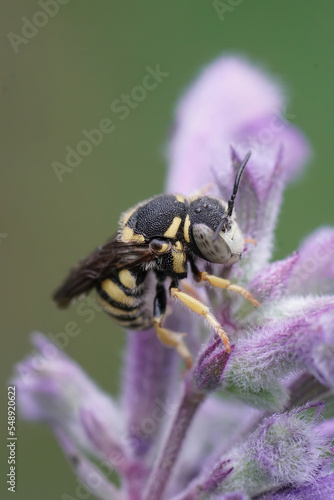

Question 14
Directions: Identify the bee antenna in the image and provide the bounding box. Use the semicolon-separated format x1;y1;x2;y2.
212;217;227;242
227;151;251;217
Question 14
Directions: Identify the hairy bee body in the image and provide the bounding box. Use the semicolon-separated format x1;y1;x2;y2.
53;153;257;367
96;193;231;330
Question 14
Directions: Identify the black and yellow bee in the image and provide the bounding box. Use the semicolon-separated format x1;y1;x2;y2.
53;152;259;368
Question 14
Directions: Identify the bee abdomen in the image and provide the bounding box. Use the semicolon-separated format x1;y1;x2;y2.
96;270;152;330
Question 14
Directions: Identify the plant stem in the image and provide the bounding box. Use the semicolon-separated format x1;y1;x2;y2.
144;382;205;500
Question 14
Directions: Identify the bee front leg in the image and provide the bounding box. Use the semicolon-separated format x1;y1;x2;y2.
153;282;193;370
244;237;257;245
196;271;260;307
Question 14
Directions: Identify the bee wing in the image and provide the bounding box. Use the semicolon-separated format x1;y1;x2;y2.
53;234;153;308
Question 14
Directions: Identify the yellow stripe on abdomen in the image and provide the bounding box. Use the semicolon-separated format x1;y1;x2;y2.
98;296;140;317
100;279;139;307
118;269;137;289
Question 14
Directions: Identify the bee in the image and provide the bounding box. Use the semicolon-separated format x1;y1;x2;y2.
53;152;259;368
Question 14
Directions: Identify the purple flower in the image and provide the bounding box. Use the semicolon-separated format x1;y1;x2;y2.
12;56;334;499
223;296;334;409
177;403;332;499
14;333;128;473
260;472;334;500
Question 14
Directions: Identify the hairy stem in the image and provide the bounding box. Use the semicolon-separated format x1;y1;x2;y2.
144;382;205;500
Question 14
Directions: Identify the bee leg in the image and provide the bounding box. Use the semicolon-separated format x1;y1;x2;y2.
244;237;257;245
196;271;260;307
170;286;231;354
153;282;193;370
181;280;203;302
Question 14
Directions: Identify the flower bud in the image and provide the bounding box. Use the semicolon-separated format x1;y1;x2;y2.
205;403;331;498
194;337;232;392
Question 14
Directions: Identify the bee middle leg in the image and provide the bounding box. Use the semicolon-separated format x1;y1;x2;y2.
170;285;231;354
153;282;193;370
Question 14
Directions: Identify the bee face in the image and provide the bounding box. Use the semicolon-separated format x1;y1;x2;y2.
192;220;244;265
189;196;244;265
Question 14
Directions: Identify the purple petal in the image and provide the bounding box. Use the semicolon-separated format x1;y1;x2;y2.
80;408;128;472
224;296;334;406
122;329;179;459
193;403;331;498
261;473;334;499
228;149;285;280
243;227;334;303
168;56;309;195
288;227;334;295
169;396;256;497
167;56;310;279
317;418;334;438
215;494;250;500
13;333;127;469
201;460;234;494
249;254;299;303
55;427;122;500
193;337;232;392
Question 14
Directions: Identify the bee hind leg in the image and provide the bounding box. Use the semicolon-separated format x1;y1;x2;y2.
153;282;193;370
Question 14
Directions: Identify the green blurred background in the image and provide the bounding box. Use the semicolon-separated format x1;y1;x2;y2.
1;1;334;498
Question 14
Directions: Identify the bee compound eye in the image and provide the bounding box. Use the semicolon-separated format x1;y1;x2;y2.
150;239;170;254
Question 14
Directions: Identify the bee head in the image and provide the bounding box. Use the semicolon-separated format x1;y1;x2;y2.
190;152;250;265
